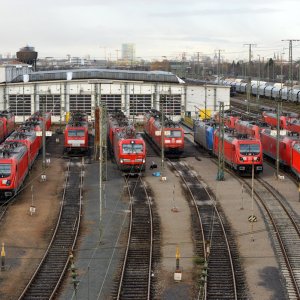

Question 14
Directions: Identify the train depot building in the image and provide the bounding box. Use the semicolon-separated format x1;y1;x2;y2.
0;68;230;123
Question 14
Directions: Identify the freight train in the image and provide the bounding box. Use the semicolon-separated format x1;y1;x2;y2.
193;119;263;175
144;109;184;155
108;111;146;174
64;111;89;155
0;111;51;200
220;79;300;103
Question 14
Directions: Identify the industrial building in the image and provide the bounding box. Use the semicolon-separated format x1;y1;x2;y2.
0;68;230;123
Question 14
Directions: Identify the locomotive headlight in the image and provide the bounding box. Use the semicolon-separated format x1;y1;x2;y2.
2;180;7;185
120;159;124;163
6;180;11;186
142;159;145;163
239;157;244;161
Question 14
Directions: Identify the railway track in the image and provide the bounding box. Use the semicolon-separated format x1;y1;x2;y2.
18;157;83;300
169;160;247;300
114;175;154;300
231;97;300;116
239;175;300;299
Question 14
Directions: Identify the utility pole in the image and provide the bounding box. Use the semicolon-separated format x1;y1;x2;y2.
281;39;300;101
196;52;200;79
204;84;207;120
257;55;261;108
244;43;257;113
42;104;46;181
181;52;186;78
98;104;107;243
115;49;120;61
216;50;224;85
216;102;225;181
276;99;281;179
161;90;167;172
280;51;285;100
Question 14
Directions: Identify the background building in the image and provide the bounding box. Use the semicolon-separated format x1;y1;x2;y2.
122;43;135;62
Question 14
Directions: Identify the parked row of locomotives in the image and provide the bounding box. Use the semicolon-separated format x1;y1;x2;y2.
0;111;52;200
262;112;300;134
193;119;263;175
234;115;300;179
144;109;185;155
108;111;146;173
64;111;89;155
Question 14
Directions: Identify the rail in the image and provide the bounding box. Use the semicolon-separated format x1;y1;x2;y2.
18;157;83;299
116;175;153;300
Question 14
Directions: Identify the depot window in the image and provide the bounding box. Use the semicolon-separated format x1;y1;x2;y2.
122;143;144;154
240;144;260;155
0;164;11;177
68;130;85;137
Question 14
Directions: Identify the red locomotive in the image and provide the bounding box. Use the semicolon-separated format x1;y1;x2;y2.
0;110;15;140
262;112;287;129
64;111;89;155
234;120;269;139
144;109;184;155
108;111;146;173
27;111;52;131
214;111;239;130
260;129;300;167
263;111;300;134
286;119;300;134
0;142;29;199
0;112;50;201
213;130;263;174
234;120;261;139
6;127;41;168
291;142;300;179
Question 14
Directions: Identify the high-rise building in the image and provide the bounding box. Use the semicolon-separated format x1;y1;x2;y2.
122;43;135;61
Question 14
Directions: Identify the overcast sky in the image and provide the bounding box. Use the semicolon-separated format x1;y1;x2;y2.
2;0;300;62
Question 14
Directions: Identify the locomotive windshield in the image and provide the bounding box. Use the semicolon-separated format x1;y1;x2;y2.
164;130;182;138
0;164;11;178
240;144;260;155
122;143;144;154
68;130;85;137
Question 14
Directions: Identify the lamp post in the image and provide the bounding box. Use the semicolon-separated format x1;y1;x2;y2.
257;55;261;109
161;94;165;172
23;84;25;123
22;74;29;123
41;103;46;181
251;158;255;241
216;101;225;181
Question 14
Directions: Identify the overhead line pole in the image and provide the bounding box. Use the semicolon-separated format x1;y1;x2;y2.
216;101;225;181
281;39;300;101
216;50;224;85
244;43;257;114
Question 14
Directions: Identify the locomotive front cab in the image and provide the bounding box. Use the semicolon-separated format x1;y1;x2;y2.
119;140;146;172
65;128;88;148
0;161;15;197
238;142;263;173
163;128;184;152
